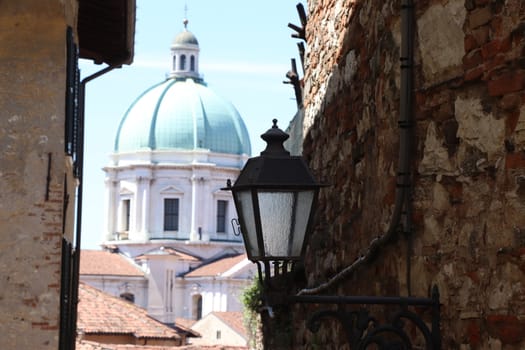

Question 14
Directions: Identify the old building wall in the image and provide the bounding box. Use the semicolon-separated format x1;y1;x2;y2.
0;1;77;348
297;0;525;348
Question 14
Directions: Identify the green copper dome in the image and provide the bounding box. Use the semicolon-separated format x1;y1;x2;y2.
114;78;251;156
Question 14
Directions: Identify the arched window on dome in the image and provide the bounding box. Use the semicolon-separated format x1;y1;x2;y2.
173;55;177;71
190;55;195;71
180;54;186;70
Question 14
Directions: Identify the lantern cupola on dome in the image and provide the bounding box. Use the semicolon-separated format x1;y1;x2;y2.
113;19;251;158
169;18;200;80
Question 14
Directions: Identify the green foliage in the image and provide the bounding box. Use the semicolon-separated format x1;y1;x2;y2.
242;276;263;312
242;277;263;349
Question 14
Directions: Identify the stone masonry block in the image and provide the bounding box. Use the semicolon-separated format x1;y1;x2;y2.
488;71;525;96
469;7;492;29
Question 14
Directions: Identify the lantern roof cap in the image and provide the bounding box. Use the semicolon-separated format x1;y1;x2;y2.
260;119;290;157
227;120;322;190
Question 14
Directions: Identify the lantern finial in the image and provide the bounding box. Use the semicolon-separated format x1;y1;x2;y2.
260;119;290;157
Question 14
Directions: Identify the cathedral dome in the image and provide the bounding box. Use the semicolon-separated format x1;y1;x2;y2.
114;78;251;155
114;20;251;156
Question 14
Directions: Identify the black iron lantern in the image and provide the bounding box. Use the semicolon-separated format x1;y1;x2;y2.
225;120;442;350
225;119;322;263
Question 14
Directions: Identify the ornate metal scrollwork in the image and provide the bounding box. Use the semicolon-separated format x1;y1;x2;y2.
307;306;439;349
303;287;441;349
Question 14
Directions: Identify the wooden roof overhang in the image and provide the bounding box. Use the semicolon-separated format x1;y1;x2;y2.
78;0;136;66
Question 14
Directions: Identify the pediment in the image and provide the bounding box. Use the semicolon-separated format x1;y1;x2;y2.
160;185;184;195
213;187;232;196
120;187;134;195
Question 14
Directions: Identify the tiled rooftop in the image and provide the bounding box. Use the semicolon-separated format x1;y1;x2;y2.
77;282;181;340
80;250;144;277
212;311;247;339
175;317;197;330
178;346;248;350
184;254;247;277
77;342;248;350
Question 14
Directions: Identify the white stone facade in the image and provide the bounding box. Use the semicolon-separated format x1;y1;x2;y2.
97;148;253;323
103;149;247;245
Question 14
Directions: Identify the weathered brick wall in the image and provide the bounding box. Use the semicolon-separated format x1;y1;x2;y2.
295;0;525;348
0;1;77;348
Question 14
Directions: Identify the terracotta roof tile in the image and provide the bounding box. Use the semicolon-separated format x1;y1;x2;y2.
177;347;248;350
77;282;181;340
184;254;247;277
175;317;197;330
77;341;248;350
80;250;144;277
211;311;247;339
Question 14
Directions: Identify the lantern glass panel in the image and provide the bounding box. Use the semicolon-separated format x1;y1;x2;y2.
258;190;314;258
235;190;260;258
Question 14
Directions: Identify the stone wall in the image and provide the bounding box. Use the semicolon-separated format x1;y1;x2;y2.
294;0;525;348
0;1;77;348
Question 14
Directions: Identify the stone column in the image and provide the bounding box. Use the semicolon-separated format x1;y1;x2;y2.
104;176;118;241
142;176;151;238
133;176;151;241
189;174;199;241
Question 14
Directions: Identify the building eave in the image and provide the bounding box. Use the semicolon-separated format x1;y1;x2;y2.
78;0;136;66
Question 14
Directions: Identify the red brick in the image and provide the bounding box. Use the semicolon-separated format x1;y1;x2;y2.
505;152;525;169
499;93;521;110
469;7;492;29
463;49;483;70
41;325;59;330
481;37;512;59
506;109;520;134
488;71;525;96
484;54;506;75
465;35;479;53
466;320;481;347
472;26;490;46
31;322;49;328
490;16;503;35
464;66;484;81
486;315;525;344
415;91;427;107
23;298;38;307
519;247;525;256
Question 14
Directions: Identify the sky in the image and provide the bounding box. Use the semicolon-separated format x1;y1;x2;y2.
79;1;302;249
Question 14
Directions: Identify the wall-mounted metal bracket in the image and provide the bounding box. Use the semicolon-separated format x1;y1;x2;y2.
290;286;441;349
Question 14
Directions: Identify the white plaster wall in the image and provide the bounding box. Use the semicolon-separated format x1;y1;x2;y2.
190;314;247;346
80;276;148;309
177;278;252;320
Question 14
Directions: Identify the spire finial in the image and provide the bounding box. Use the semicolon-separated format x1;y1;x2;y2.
183;4;189;29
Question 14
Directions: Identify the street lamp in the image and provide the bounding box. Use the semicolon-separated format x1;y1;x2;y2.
225;119;322;282
225;120;441;349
